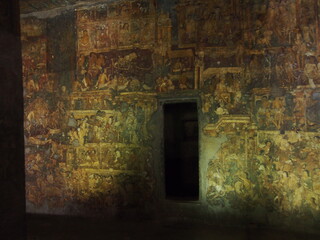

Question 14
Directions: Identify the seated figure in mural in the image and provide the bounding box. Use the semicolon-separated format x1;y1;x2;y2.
79;29;90;48
156;76;174;92
95;68;110;89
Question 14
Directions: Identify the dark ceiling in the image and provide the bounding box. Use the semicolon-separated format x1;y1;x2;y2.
20;0;102;14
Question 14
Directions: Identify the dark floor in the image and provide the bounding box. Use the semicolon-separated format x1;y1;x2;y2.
27;214;320;240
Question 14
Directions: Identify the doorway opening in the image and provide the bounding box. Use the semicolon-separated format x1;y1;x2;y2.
163;102;199;201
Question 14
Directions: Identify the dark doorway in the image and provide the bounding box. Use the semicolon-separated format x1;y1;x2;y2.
163;102;199;200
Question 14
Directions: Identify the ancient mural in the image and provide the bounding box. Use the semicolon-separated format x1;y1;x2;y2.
22;3;158;213
22;0;320;228
200;0;320;227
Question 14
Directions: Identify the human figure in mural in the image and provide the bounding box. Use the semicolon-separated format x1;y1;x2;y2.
77;54;87;74
256;96;271;128
88;53;100;82
307;89;320;126
293;32;307;69
96;54;106;70
26;77;39;95
122;110;138;143
38;73;48;90
95;26;110;49
81;73;92;91
156;76;174;92
178;74;188;90
110;26;119;47
277;1;295;44
293;92;307;129
78;116;89;145
283;56;296;87
79;29;90;48
105;116;117;142
235;40;245;66
215;74;228;96
271;97;285;129
95;68;110;89
304;56;319;87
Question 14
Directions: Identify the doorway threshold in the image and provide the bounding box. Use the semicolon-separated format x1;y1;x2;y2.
165;197;201;205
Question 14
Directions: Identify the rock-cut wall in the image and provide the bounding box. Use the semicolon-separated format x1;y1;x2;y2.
22;0;320;231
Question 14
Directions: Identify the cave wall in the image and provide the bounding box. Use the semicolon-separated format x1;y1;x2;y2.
1;0;25;238
22;0;320;231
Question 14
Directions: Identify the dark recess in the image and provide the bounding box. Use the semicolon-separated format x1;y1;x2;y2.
164;102;199;200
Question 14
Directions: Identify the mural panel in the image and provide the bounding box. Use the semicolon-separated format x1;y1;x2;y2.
76;0;156;53
21;18;48;98
23;5;158;213
176;0;242;48
75;49;154;92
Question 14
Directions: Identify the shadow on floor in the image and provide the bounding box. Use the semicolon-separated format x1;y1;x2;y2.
27;214;320;240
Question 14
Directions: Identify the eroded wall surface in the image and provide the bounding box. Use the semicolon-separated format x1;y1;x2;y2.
22;0;320;229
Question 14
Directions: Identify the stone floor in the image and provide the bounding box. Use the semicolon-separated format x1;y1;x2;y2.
27;214;320;240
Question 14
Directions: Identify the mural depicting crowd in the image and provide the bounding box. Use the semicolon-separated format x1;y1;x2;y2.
206;131;320;225
22;0;320;227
